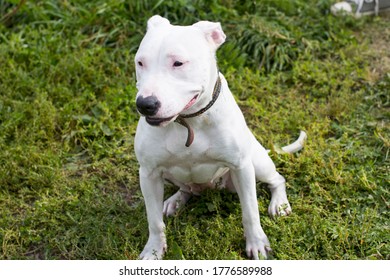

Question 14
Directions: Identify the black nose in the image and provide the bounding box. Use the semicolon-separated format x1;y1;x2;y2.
136;96;161;116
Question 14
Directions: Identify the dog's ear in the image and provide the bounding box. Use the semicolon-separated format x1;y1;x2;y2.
147;15;170;30
192;21;226;50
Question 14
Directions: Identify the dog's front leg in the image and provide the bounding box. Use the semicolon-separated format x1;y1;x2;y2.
230;162;271;260
139;166;167;260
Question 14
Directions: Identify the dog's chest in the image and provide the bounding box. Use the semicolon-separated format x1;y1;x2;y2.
164;161;228;183
157;121;240;189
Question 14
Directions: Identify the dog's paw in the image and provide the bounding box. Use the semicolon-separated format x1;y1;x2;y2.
163;191;192;217
268;191;292;217
139;237;167;260
163;195;180;217
246;235;272;260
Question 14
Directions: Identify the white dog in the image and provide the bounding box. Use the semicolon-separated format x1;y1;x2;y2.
134;15;306;260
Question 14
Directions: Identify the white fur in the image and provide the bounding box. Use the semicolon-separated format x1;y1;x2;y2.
134;15;305;260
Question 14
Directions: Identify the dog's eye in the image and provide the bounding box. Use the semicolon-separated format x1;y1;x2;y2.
173;61;183;67
137;61;143;67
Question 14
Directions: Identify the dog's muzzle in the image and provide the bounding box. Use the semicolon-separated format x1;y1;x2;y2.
136;72;222;146
136;95;177;126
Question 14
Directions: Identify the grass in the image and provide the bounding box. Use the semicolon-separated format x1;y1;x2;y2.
0;0;389;260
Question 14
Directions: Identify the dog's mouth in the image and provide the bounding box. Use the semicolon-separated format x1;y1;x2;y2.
144;94;199;127
182;94;199;111
145;116;175;126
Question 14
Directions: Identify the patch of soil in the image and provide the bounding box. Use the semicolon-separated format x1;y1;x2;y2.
357;13;390;82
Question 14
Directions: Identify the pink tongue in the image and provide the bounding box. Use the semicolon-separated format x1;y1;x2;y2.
183;95;198;111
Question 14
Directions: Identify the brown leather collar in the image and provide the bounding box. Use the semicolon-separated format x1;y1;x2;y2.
175;73;222;147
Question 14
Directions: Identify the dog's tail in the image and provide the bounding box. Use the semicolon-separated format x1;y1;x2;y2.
282;130;307;153
268;131;307;154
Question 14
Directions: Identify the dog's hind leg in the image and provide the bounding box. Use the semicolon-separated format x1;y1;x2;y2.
163;190;192;217
250;137;292;217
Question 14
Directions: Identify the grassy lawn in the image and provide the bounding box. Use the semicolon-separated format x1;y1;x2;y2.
0;0;389;260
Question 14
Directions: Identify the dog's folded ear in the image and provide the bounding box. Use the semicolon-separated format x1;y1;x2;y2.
147;15;170;30
192;21;226;50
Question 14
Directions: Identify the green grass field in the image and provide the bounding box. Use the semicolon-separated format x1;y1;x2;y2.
0;0;389;260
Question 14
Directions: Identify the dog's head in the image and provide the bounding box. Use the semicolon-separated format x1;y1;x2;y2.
134;15;226;126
